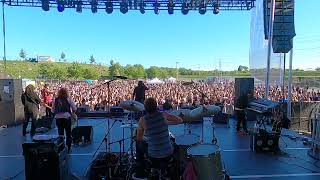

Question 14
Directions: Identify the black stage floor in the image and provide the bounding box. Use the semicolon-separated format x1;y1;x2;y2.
0;117;320;180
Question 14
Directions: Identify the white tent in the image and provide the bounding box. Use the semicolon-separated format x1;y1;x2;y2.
167;77;176;82
147;78;164;84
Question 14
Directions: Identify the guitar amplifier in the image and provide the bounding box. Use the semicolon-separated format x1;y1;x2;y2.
250;129;280;152
23;136;69;180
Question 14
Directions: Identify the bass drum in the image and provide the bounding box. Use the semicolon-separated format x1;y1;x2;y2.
187;143;223;180
174;133;200;172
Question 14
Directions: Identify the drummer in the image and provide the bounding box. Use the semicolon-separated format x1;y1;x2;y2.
136;97;183;178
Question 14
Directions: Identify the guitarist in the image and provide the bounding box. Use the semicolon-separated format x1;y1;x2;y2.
41;84;53;117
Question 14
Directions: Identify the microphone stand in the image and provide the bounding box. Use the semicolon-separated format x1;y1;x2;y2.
90;76;128;179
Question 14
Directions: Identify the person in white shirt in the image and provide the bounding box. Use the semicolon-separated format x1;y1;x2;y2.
51;88;77;153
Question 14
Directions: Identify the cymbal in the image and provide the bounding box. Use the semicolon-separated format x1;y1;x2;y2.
169;109;193;122
119;100;145;112
120;123;138;129
190;105;221;119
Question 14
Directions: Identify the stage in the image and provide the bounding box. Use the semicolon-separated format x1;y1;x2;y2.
0;117;320;180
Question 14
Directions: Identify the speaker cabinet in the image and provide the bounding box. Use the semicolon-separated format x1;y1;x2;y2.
264;0;296;53
234;78;254;104
0;79;24;126
250;130;280;152
23;137;69;180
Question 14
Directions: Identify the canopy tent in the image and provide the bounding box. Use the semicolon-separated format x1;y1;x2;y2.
167;77;177;82
147;78;164;84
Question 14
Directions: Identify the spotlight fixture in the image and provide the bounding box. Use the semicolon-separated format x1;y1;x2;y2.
57;0;65;12
76;1;83;13
105;0;113;14
120;1;129;14
167;1;174;15
181;2;189;15
139;1;146;14
41;0;50;11
129;0;132;9
134;0;138;9
91;0;98;13
199;1;206;15
153;1;160;15
213;3;219;14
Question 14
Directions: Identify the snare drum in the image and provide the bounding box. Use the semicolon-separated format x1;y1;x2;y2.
187;143;223;180
175;134;200;171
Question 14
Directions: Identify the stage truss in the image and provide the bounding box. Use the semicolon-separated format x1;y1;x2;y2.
2;0;255;12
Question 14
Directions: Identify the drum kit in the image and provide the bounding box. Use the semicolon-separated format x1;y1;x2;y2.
170;105;229;180
94;98;228;179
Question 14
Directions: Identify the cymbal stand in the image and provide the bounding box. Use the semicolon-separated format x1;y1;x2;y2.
211;120;217;144
130;109;134;157
201;117;204;143
185;122;191;134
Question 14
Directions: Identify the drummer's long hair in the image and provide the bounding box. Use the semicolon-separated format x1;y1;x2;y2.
57;88;68;99
144;97;158;114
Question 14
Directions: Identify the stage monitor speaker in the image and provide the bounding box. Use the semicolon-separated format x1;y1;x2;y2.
72;126;93;144
234;78;254;104
0;79;24;126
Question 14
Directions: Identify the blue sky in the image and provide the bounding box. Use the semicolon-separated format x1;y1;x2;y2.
0;0;319;70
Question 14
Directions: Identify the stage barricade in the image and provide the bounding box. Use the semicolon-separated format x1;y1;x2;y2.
289;101;320;133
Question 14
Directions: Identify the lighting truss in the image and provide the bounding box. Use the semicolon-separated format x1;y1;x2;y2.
2;0;255;12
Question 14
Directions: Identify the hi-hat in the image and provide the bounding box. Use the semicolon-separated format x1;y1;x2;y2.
119;100;145;112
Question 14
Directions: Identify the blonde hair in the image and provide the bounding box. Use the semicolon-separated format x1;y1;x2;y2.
25;84;35;94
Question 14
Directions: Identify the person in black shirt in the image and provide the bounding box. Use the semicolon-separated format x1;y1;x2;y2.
163;99;173;111
234;92;251;133
133;81;149;103
21;84;41;136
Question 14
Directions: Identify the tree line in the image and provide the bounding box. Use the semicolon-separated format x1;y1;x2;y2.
1;60;253;80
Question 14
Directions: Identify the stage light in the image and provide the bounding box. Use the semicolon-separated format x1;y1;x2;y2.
181;2;189;15
134;0;138;9
139;1;146;14
153;1;160;15
57;0;65;12
213;3;219;14
41;0;50;11
76;1;83;13
129;0;132;9
91;0;98;13
167;1;174;15
199;1;206;15
105;1;113;14
120;1;129;14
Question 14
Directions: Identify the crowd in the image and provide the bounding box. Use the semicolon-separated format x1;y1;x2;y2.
35;79;320;111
